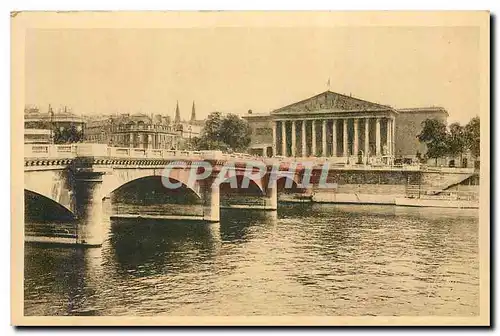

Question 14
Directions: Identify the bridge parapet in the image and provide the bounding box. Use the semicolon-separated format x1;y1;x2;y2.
24;143;269;163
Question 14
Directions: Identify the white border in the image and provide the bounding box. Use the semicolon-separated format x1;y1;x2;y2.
3;1;497;335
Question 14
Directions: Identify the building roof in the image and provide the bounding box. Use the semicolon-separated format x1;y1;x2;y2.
397;106;449;116
24;112;86;124
242;112;272;120
271;90;395;116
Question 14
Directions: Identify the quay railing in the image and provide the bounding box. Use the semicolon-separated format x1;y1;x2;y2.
405;185;479;201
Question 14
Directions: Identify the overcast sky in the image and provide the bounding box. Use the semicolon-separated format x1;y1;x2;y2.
25;26;479;124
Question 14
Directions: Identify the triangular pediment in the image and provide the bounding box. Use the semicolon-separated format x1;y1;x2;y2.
271;91;391;115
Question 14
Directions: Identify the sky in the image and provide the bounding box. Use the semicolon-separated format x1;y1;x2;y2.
25;26;480;124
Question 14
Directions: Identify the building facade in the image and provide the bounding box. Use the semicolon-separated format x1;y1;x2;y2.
242;111;274;157
243;91;449;162
85;113;179;149
24;129;52;144
24;105;86;144
394;107;449;158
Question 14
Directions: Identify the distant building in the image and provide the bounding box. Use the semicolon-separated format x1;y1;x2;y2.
394;107;449;158
24;105;86;143
24;129;51;144
241;110;273;157
85;113;178;149
243;90;449;161
172;101;204;149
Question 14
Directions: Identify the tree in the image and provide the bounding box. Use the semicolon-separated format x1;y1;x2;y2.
464;116;480;158
53;125;83;144
446;122;466;158
417;118;449;165
219;114;251;152
194;112;251;152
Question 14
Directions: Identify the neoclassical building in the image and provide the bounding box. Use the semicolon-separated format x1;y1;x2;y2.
243;90;448;162
85;113;178;149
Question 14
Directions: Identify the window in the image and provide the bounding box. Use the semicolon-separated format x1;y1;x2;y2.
255;128;272;136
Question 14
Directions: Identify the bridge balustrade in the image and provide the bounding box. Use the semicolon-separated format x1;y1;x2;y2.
130;148;147;157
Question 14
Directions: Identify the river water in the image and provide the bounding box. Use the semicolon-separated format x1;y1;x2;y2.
24;203;479;316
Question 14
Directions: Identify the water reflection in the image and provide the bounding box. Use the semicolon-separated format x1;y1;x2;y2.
25;203;479;316
108;219;221;278
220;209;278;243
24;246;103;316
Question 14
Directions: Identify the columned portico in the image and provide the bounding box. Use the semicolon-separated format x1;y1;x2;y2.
270;91;398;162
274;116;396;161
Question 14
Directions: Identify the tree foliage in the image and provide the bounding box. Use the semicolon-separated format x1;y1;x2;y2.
193;112;251;152
447;122;466;157
464;116;480;157
417;118;449;161
417;117;480;162
53;125;83;144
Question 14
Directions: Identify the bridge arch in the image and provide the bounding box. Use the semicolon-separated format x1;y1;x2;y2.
101;167;200;200
24;189;76;221
108;175;202;203
218;174;265;196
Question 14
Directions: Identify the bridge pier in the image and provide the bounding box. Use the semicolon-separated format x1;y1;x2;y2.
73;171;106;247
263;178;278;210
201;178;220;222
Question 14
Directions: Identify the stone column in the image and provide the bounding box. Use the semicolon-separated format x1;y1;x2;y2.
291;120;297;157
272;121;277;157
353;118;359;156
343;119;348;157
301;120;307;157
129;133;134;148
74;171;106;246
387;118;392;156
332;119;337;157
147;134;153;149
139;133;145;149
392;117;396;156
322;120;327;157
281;121;287;157
376;117;381;156
364;118;370;156
311;120;316;157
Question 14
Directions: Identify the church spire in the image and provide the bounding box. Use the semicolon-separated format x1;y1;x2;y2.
190;101;196;123
174;100;181;123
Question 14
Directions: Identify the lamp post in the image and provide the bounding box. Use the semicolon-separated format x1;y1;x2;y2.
49;108;54;144
188;125;192;150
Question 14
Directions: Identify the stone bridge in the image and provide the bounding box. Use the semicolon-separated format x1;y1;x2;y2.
24;144;308;246
25;143;477;247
